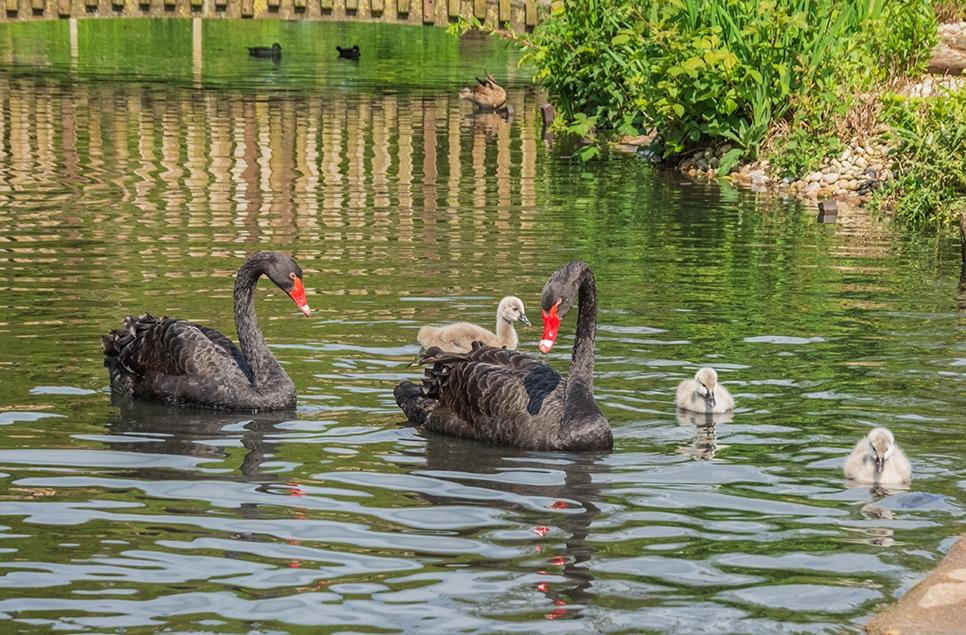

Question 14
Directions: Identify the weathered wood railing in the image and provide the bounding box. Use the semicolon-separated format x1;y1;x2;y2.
1;0;541;30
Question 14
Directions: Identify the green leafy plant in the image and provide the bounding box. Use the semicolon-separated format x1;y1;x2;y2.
876;88;966;224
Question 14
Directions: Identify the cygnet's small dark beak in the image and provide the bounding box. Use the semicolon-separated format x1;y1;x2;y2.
874;456;885;473
706;389;716;409
519;313;531;327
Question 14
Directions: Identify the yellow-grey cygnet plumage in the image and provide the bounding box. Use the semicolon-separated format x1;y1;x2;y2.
676;367;734;413
416;296;530;354
844;427;911;485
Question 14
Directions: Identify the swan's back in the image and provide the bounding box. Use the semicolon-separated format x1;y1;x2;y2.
103;313;271;410
399;343;570;449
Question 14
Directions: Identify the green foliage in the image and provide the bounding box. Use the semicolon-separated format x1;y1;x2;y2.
877;89;966;224
525;0;937;165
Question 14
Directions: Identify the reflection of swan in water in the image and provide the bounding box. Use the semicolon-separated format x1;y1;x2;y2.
105;395;296;478
676;410;732;460
418;433;609;609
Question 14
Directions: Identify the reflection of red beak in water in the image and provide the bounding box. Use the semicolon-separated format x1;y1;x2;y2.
288;277;311;317
539;300;562;354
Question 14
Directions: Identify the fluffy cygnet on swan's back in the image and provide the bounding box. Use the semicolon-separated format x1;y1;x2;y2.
676;367;734;414
844;427;911;485
417;296;530;354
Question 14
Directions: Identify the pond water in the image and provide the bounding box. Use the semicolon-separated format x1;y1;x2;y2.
1;17;965;635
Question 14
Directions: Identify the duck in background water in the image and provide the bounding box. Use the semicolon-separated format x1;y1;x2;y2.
459;70;507;111
247;43;282;59
336;45;361;60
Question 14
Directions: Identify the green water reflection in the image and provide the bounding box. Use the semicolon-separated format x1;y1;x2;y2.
0;17;965;635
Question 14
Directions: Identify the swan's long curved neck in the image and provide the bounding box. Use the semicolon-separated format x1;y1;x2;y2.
495;313;517;348
562;270;602;427
234;259;285;388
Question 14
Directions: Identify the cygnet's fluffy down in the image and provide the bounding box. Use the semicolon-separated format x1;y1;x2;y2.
416;296;530;354
844;427;911;485
676;367;734;414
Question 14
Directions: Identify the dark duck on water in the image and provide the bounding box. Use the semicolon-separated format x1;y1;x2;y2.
247;43;282;58
336;45;360;60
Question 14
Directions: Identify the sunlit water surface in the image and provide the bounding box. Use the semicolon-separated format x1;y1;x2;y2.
1;18;965;635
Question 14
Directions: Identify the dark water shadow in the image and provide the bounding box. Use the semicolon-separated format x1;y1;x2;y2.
417;432;610;608
105;395;296;479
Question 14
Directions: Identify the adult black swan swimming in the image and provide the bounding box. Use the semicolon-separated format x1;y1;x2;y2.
102;251;311;412
394;261;612;451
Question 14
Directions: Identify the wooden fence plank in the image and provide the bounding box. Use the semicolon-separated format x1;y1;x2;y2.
241;0;253;16
294;0;306;8
473;0;484;20
422;0;433;24
346;0;357;10
447;0;457;18
321;0;333;9
372;0;383;12
499;0;509;23
32;0;45;10
525;0;536;27
397;0;410;15
58;0;71;15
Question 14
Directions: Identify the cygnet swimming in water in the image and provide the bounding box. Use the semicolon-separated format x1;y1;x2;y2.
844;427;911;486
676;367;734;414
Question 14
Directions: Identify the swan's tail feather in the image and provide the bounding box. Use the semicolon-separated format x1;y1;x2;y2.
394;381;439;426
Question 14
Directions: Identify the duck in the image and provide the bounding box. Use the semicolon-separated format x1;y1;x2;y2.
102;251;311;412
247;43;282;58
459;70;507;111
676;367;734;413
416;296;530;354
394;261;613;452
336;45;360;60
844;427;912;486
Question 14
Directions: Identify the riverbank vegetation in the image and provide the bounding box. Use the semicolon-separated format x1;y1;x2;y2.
478;0;966;224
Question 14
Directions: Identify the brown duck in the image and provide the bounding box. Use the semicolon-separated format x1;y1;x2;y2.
394;261;612;452
459;70;508;110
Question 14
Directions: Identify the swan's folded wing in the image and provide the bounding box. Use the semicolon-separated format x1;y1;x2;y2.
195;324;252;381
117;315;236;378
422;343;563;428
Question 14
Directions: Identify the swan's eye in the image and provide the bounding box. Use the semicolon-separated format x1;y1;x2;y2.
289;272;297;280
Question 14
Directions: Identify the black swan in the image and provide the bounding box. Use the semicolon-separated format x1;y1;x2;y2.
458;70;507;110
102;251;311;412
416;296;530;354
394;261;612;452
247;43;282;58
336;45;361;60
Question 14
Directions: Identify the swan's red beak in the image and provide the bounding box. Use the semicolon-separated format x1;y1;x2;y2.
539;301;562;354
289;278;311;316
